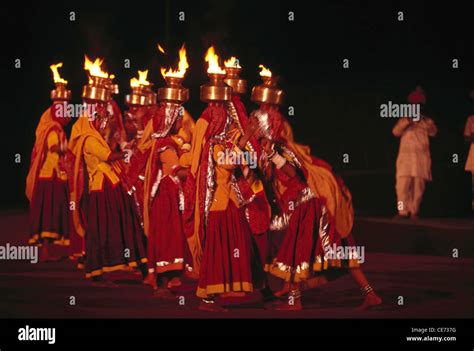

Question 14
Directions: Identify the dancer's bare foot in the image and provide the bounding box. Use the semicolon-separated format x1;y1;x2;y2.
273;282;290;297
356;292;382;310
143;273;158;289
167;277;182;289
153;287;175;299
198;300;228;312
410;213;419;220
76;255;85;269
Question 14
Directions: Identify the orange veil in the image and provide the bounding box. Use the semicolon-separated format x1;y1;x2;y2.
25;106;65;202
68;115;110;236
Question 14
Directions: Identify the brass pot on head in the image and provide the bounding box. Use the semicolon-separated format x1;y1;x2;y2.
200;73;232;103
158;76;189;104
224;66;247;95
107;83;119;95
50;82;71;101
125;85;148;106
140;83;157;105
88;75;111;88
82;86;111;103
145;86;158;105
251;75;284;106
82;75;112;103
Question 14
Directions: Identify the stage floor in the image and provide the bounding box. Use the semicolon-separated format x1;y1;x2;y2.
1;211;473;318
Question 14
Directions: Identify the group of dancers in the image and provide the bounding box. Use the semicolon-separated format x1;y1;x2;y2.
25;50;382;311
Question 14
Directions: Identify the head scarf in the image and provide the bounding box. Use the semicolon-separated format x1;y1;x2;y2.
141;103;184;235
68;110;111;236
25;104;67;201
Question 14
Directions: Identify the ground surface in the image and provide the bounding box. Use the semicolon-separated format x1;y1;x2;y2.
1;211;473;318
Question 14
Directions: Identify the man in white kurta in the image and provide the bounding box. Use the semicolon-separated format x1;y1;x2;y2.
392;88;437;219
393;117;437;218
464;114;474;210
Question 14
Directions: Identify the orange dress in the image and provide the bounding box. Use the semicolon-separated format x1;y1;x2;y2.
69;116;147;278
27;108;70;246
196;143;257;298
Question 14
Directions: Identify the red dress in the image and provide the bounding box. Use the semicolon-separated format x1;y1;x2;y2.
81;135;147;278
266;164;360;283
28;120;70;246
196;142;259;298
146;138;186;273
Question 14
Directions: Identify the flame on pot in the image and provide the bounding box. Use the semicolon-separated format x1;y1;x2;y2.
205;46;226;74
50;62;67;84
161;44;189;78
130;70;150;88
258;64;272;78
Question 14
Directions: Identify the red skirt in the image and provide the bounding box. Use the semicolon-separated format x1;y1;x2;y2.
85;178;147;278
29;176;70;245
147;176;185;273
252;232;269;267
267;198;360;283
130;179;144;227
197;202;256;298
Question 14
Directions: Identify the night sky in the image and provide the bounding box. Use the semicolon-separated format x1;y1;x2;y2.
4;0;474;215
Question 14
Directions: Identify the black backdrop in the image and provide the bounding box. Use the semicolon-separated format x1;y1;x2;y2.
3;0;474;216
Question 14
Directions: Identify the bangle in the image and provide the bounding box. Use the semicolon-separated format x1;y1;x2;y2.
271;152;287;169
266;148;276;160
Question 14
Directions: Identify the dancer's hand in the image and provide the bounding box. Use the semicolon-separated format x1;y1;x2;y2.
107;150;129;162
260;138;274;155
238;118;259;149
246;116;259;136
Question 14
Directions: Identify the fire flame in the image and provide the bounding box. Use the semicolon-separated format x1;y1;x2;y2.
161;44;189;78
50;62;67;84
130;70;150;88
157;43;166;54
259;64;272;77
205;46;226;74
84;55;113;79
224;56;241;69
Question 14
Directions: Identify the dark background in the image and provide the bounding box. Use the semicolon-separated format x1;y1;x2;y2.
3;0;473;216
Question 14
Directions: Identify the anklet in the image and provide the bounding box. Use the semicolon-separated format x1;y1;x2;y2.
289;289;301;299
360;284;374;296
